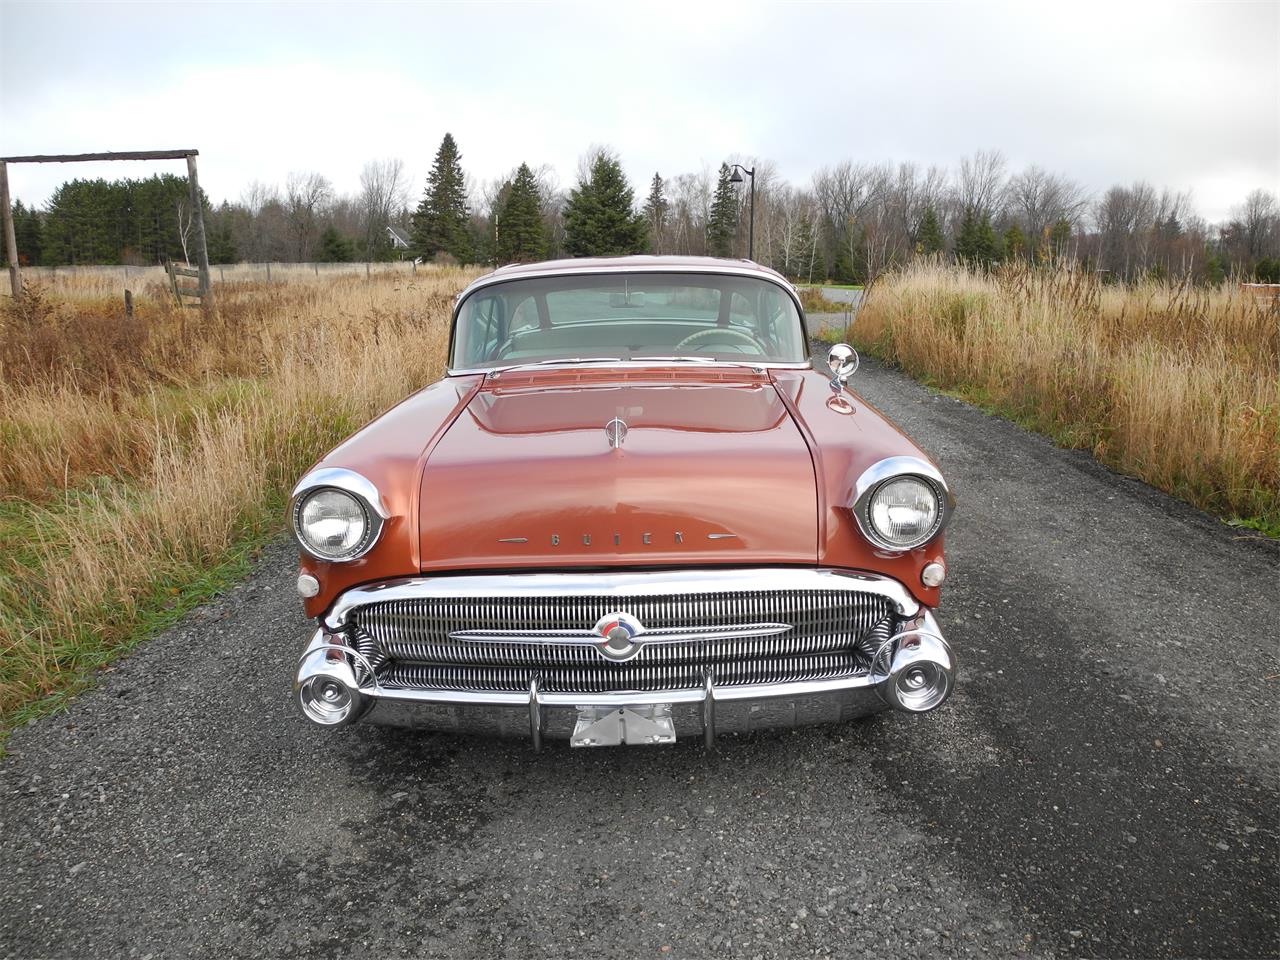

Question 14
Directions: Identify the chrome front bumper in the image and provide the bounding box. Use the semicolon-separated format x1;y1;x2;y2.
292;600;954;748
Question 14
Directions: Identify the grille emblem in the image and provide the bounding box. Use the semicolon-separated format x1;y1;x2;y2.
594;612;644;661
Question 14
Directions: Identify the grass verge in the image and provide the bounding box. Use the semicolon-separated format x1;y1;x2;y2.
0;504;278;756
0;269;477;748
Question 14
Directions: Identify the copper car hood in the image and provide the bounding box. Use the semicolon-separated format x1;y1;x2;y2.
418;368;818;570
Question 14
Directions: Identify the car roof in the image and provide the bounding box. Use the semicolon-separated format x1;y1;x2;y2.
457;255;796;298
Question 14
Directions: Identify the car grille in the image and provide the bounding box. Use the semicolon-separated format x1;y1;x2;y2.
349;589;897;694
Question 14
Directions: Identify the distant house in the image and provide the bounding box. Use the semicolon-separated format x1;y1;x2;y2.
386;225;412;258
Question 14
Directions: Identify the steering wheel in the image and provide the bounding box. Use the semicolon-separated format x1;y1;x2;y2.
673;326;768;354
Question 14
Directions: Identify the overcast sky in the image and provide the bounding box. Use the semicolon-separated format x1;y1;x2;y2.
1;0;1276;222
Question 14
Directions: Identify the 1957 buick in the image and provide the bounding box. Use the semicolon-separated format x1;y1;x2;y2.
290;256;956;747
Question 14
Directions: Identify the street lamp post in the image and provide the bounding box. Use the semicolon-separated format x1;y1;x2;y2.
728;163;755;261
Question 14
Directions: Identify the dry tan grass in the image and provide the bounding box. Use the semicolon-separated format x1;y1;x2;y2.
851;261;1280;528
0;267;479;728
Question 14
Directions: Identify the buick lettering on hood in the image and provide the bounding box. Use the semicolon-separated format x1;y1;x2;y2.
291;257;956;747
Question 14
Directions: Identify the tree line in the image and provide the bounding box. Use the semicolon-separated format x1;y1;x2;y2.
11;137;1280;284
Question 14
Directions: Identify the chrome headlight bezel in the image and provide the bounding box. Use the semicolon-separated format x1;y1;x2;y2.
290;468;389;562
852;456;953;552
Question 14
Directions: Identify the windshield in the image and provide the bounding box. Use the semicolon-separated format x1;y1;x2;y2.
450;272;808;369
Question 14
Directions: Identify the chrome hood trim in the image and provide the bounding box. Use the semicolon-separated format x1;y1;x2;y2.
322;568;921;631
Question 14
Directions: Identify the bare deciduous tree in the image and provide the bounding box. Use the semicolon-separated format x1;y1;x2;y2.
285;171;334;261
1006;166;1088;257
1095;181;1159;276
956;150;1007;219
175;199;193;263
358;159;409;258
813;161;890;278
1232;189;1279;259
667;169;713;257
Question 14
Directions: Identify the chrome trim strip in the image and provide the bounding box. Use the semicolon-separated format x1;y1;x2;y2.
850;456;955;553
456;262;799;300
323;568;921;631
448;359;812;377
347;668;882;707
291;467;390;518
446;623;793;646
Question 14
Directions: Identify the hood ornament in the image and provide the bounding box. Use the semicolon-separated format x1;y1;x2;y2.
605;417;628;449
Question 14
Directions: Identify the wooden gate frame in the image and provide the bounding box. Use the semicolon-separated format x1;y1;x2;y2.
0;149;213;306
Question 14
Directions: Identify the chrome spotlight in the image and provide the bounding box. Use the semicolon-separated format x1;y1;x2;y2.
827;343;859;393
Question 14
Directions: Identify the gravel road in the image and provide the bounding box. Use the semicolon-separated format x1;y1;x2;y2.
816;286;862;307
2;355;1277;960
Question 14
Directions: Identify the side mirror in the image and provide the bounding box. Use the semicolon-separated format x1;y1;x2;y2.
827;343;859;392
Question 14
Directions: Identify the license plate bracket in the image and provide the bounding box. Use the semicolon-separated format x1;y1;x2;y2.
570;704;677;747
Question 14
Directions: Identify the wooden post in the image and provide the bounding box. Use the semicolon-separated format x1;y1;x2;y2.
0;161;21;300
266;262;271;284
166;260;180;304
185;154;213;306
124;289;133;318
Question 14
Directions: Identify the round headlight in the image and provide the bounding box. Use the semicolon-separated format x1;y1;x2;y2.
293;488;372;560
867;476;942;549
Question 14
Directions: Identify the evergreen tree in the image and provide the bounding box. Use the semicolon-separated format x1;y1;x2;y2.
953;211;977;262
1203;246;1226;284
706;164;737;258
1003;223;1026;261
954;210;1002;265
562;152;647;256
915;207;944;256
11;200;43;266
39;174;202;265
809;247;827;284
642;173;668;254
318;226;356;263
1254;257;1280;283
495;163;547;264
206;202;238;264
411;133;472;262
